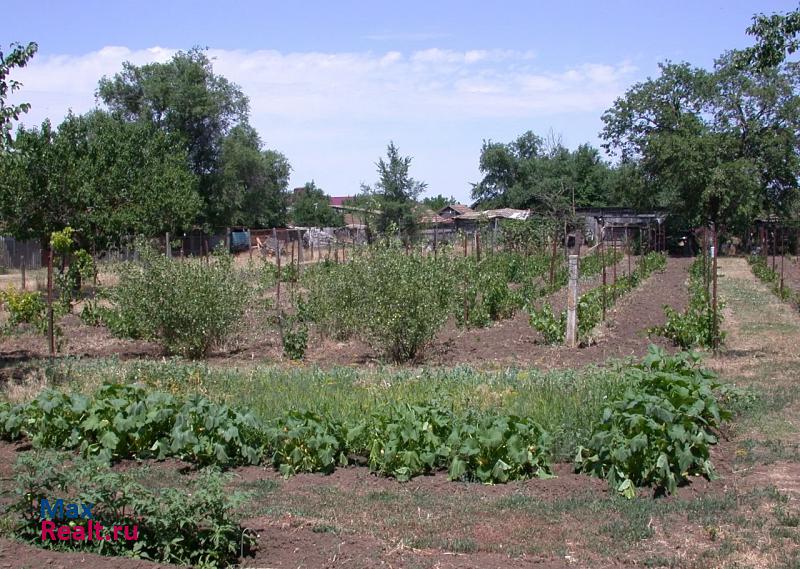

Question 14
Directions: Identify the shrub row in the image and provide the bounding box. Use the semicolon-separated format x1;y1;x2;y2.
0;384;553;485
529;252;667;344
653;256;722;349
748;254;798;304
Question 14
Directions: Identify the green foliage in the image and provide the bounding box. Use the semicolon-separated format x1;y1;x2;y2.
281;316;308;360
471;131;616;211
105;241;250;358
654;256;723;349
362;142;426;238
266;411;348;477
529;250;660;343
528;303;566;343
301;260;359;340
0;383;263;466
98;48;256;228
748;254;797;303
11;452;251;568
356;403;553;484
0;112;200;250
303;242;452;362
292;181;344;227
0;286;47;333
576;347;729;497
0;41;38;146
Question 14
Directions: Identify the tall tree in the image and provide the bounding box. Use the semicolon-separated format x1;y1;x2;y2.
291;181;344;227
97;48;252;227
740;7;800;69
0;42;37;146
0;112;200;249
472;131;614;213
363;142;426;236
219;124;290;228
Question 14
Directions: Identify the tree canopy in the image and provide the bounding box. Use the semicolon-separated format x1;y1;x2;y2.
363;142;426;236
291;181;344;227
0;42;37;147
97;48;287;229
0;111;200;248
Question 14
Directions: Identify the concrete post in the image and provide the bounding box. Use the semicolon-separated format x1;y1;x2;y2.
566;254;579;348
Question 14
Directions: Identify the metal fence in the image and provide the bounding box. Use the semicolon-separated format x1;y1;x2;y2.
0;236;42;270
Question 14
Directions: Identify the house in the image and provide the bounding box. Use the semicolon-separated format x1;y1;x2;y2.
438;204;473;219
452;208;530;232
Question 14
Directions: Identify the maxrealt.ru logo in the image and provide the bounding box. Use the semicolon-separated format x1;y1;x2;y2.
39;498;138;542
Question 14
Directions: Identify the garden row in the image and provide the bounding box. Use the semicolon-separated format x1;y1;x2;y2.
0;347;731;495
748;254;800;306
529;251;666;344
1;233;623;362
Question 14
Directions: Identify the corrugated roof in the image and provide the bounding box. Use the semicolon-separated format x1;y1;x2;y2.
439;204;473;215
455;208;530;221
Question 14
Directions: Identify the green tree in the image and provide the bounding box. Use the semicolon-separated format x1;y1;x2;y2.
219;124;290;228
601;55;800;231
97;48;252;227
421;194;456;211
0;42;37;146
0;112;200;249
363;142;426;237
472;131;614;213
740;7;800;69
292;181;344;227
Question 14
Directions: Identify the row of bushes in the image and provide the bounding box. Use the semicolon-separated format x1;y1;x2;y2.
0;347;729;498
748;254;798;304
653;256;722;349
529;252;667;344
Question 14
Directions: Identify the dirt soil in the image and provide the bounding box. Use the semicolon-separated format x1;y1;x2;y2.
0;257;799;568
0;257;692;372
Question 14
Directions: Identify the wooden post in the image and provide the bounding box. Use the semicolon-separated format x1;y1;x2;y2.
601;227;607;321
433;223;438;259
297;229;304;275
276;234;283;345
612;238;617;300
772;226;777;272
626;226;631;276
566;255;579;348
166;232;172;259
20;255;26;291
780;226;785;295
47;247;55;358
476;230;481;261
711;223;719;351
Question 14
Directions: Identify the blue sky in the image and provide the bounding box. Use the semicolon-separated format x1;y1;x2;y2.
7;0;798;203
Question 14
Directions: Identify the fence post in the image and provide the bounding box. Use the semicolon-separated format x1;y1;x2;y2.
711;223;719;351
297;229;304;275
433;223;438;259
566;255;579;348
47;247;55;358
601;228;607;321
166;232;172;259
476;231;481;261
20;255;26;291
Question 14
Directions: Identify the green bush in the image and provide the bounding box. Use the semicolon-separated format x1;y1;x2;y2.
654;256;723;349
576;347;729;497
11;451;251;568
105;241;251;358
305;242;453;362
0;384;264;466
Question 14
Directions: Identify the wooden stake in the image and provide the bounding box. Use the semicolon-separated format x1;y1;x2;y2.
566;255;579;348
47;247;55;358
20;255;25;291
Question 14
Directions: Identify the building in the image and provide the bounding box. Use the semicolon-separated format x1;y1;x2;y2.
438;204;473;219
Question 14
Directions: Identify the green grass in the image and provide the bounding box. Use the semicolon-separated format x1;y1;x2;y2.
10;356;636;461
